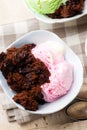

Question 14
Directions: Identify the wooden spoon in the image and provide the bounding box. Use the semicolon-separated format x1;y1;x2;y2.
66;101;87;120
77;84;87;100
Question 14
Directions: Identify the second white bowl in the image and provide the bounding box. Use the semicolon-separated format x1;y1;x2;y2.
24;0;87;23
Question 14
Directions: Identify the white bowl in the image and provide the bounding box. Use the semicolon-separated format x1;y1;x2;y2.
23;0;87;23
0;30;83;114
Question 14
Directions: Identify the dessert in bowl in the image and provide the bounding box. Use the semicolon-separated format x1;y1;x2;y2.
0;30;83;114
24;0;87;23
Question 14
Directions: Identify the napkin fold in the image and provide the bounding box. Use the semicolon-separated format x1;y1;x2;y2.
1;93;41;124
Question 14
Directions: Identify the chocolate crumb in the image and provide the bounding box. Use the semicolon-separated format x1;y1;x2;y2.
0;43;50;111
47;0;85;18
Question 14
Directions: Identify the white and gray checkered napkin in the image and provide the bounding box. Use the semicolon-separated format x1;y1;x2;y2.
0;15;87;124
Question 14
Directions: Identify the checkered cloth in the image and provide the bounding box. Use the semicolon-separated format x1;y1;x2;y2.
0;15;87;124
0;16;87;82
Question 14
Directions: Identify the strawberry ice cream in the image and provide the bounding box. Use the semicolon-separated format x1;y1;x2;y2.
32;41;66;70
32;41;73;102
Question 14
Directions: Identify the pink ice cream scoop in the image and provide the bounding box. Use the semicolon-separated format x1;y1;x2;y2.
41;61;73;102
32;41;73;102
32;41;65;70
